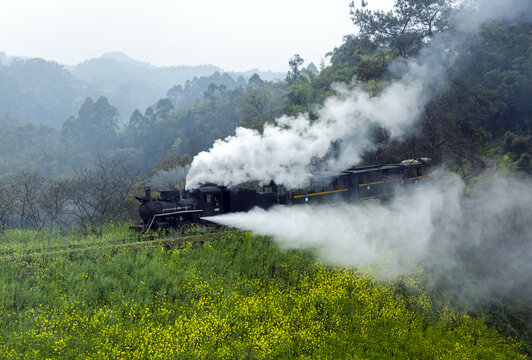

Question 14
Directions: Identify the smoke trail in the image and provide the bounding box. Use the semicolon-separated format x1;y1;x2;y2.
148;165;190;191
195;0;532;303
205;172;532;303
456;0;532;33
205;170;462;272
184;0;532;191
186;61;442;190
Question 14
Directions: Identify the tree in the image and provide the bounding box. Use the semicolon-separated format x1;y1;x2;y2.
411;0;452;36
128;109;145;129
39;179;71;231
240;88;273;131
349;0;453;57
239;75;284;131
204;83;227;100
155;98;174;117
282;79;314;116
61;96;120;153
10;171;48;229
64;155;140;231
248;73;265;89
285;54;305;85
0;184;16;229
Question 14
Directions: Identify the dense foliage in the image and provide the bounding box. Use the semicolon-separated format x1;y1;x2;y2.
0;230;526;359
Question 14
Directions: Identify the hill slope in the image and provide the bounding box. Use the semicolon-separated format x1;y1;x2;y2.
0;230;525;358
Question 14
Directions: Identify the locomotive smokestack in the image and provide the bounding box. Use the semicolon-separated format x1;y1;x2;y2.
144;186;152;203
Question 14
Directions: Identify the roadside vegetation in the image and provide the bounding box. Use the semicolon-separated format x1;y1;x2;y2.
0;230;526;359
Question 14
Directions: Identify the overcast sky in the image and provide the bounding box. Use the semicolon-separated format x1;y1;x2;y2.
0;0;395;72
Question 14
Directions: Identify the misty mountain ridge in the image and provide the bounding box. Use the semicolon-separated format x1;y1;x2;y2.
0;51;285;128
99;52;153;68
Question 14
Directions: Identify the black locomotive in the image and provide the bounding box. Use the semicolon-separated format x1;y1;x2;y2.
131;159;429;232
130;185;277;232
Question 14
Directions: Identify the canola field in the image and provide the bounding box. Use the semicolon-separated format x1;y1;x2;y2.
0;229;526;359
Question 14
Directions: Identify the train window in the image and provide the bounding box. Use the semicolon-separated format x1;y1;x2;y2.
264;186;273;193
383;168;401;177
204;194;212;203
213;195;220;206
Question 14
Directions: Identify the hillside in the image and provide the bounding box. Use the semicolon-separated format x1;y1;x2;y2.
0;58;90;129
0;229;526;358
0;51;285;128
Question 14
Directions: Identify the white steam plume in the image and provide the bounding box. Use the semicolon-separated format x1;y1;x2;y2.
184;0;531;190
148;165;190;191
205;171;462;272
204;172;532;303
186;62;441;190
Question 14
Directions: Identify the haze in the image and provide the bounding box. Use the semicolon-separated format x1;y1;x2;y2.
0;0;394;72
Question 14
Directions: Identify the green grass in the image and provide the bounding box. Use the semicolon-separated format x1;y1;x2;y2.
0;227;527;359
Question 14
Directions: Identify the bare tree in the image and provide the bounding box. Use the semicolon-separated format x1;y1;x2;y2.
39;179;71;231
0;184;16;230
10;171;48;230
65;155;140;231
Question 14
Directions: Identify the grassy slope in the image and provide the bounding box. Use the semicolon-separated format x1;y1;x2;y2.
0;229;526;359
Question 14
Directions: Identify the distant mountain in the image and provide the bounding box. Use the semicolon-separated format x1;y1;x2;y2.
0;52;29;66
99;52;152;68
72;52;285;123
70;53;223;124
0;51;285;128
0;57;91;128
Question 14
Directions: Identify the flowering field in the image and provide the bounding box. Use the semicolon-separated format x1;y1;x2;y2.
0;229;526;359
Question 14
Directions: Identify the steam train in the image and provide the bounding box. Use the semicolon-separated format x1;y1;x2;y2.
130;159;429;232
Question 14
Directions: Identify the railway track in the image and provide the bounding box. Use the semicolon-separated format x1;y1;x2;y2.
0;230;233;261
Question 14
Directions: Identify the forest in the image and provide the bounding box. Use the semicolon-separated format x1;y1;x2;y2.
1;0;532;357
2;0;531;230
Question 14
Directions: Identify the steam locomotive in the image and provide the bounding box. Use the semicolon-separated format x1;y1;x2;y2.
130;159;429;232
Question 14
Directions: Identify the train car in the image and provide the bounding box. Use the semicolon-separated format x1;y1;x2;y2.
131;158;430;232
280;158;429;205
130;184;276;232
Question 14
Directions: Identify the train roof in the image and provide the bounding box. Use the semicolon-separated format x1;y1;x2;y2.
308;171;346;179
197;185;222;193
343;159;426;175
343;163;404;175
293;160;428;184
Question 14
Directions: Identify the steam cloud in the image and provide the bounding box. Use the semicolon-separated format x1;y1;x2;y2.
148;165;190;191
184;0;532;301
185;0;531;190
186;62;442;189
205;172;532;303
